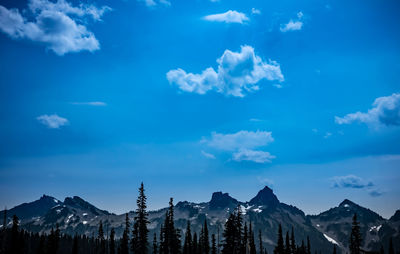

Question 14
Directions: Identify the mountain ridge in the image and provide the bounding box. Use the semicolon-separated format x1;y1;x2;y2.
1;187;399;254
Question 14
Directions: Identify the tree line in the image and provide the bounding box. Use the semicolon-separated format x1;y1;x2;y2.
0;183;397;254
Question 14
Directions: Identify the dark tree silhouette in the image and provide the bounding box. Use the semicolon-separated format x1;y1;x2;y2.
349;214;362;254
274;224;284;254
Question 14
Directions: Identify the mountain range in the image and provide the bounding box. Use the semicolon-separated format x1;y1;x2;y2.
1;187;399;254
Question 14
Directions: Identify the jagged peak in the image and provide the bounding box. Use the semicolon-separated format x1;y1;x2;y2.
339;199;357;207
209;191;238;210
249;186;279;207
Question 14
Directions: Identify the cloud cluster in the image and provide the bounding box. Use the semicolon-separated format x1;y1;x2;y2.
332;175;383;197
37;114;68;128
0;0;110;55
280;11;303;32
202;130;275;163
335;93;400;127
167;45;284;97
203;10;249;24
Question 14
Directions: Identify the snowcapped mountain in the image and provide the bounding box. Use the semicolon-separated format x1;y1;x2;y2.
308;199;399;254
1;187;398;254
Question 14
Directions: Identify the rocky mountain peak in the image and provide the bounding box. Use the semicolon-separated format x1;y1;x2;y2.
339;199;357;208
209;192;238;210
249;186;279;207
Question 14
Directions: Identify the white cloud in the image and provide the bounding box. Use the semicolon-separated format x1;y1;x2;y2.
233;149;275;163
37;114;68;128
202;130;275;163
324;132;332;139
0;0;110;55
137;0;171;7
71;101;107;106
167;45;284;97
203;130;273;151
201;150;216;159
335;93;400;127
203;10;249;24
280;11;304;32
251;8;261;15
280;20;303;32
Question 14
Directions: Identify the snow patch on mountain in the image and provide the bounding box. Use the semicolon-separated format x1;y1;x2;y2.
324;233;338;245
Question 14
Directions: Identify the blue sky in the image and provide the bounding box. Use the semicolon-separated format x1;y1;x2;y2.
0;0;399;218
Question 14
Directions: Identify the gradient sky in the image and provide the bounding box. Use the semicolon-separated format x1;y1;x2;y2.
0;0;399;218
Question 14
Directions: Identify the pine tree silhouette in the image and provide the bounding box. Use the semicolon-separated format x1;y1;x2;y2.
211;234;217;254
132;183;150;254
273;224;284;254
153;233;158;254
349;214;362;254
183;221;192;254
110;228;116;254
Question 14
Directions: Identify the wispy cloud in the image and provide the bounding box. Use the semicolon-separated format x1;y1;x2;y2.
332;175;373;189
137;0;171;7
280;11;304;32
201;150;216;159
167;45;284;97
202;130;275;163
0;0;110;55
203;10;249;24
37;114;68;128
335;93;400;128
71;101;107;106
251;8;261;15
233;149;275;163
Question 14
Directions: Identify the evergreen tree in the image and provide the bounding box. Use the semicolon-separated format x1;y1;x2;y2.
160;198;181;254
120;213;130;254
98;221;106;254
249;223;256;254
290;228;296;254
388;238;394;254
242;223;248;254
198;226;204;254
211;234;217;254
221;213;236;254
306;237;311;254
233;206;243;254
349;214;362;254
110;228;116;254
333;245;337;254
183;221;192;254
258;230;263;254
72;234;78;254
153;233;158;254
192;233;198;254
132;183;150;254
379;245;384;254
202;220;210;254
10;215;20;254
273;224;284;254
285;232;290;254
